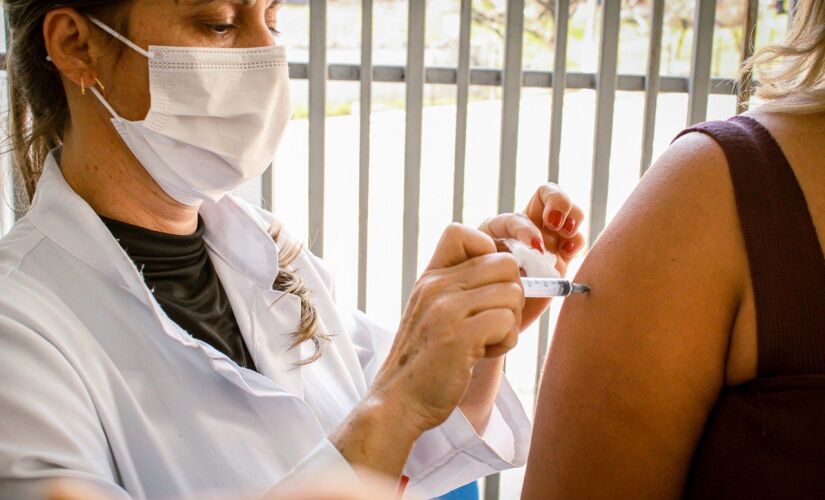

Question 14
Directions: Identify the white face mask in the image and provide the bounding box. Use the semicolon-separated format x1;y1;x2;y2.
88;16;292;206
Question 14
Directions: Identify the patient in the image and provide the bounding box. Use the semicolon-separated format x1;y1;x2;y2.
523;1;825;498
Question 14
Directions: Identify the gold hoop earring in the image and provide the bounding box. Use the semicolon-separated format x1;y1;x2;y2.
95;78;106;95
81;77;86;96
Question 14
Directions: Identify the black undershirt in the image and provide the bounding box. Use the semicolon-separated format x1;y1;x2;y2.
101;215;258;371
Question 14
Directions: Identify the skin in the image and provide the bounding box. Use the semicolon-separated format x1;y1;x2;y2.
522;109;825;499
48;468;403;499
42;0;587;485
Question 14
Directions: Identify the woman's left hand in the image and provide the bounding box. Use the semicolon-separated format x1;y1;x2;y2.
458;184;586;435
479;183;586;331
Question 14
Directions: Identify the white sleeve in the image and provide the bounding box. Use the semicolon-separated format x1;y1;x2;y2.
348;309;532;499
278;439;359;485
0;316;130;500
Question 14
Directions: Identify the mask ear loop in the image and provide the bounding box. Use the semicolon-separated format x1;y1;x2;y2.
90;86;123;121
87;15;154;60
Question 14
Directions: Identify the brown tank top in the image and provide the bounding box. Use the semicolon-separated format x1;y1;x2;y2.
674;116;825;498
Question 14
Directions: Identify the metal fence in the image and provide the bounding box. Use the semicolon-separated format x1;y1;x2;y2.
287;2;760;496
0;0;773;498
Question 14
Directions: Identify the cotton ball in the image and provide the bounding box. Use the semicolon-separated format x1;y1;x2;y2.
502;239;561;278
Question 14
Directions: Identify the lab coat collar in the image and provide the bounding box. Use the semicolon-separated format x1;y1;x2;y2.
27;151;301;397
199;195;281;289
28;152;149;301
29;151;281;294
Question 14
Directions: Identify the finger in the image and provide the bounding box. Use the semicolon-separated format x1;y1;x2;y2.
558;232;586;261
438;252;522;292
539;186;574;232
540;232;562;254
453;282;525;323
523;183;572;231
426;223;497;271
460;308;520;355
559;204;585;238
480;214;545;253
484;341;517;359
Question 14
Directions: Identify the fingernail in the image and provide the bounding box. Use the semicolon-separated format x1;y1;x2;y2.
547;210;564;229
562;240;577;254
531;237;545;254
562;217;577;234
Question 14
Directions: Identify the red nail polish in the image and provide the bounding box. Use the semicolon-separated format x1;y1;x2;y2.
547;210;564;229
562;240;577;254
563;217;577;234
531;237;545;254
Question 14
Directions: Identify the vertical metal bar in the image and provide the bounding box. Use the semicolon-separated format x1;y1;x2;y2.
548;0;569;184
488;4;524;495
588;0;621;246
639;0;664;176
483;473;501;500
261;167;273;211
490;4;524;497
536;0;570;407
357;0;373;312
535;311;552;398
308;0;327;256
497;0;524;215
401;0;426;306
686;0;717;126
736;0;759;115
452;0;472;223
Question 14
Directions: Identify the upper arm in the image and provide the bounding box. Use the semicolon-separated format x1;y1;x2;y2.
522;133;749;499
0;314;125;499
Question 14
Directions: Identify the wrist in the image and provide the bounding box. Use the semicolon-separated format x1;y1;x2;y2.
362;392;425;447
329;394;421;479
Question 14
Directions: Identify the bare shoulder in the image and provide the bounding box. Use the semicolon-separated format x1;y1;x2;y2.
523;128;751;498
581;129;747;302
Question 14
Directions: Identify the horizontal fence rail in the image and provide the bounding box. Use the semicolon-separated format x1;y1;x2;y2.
287;62;740;95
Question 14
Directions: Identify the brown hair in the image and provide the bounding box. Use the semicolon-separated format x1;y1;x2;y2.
744;0;825;113
4;1;327;363
5;1;127;207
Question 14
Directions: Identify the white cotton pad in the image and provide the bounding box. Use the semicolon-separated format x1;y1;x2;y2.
502;239;561;278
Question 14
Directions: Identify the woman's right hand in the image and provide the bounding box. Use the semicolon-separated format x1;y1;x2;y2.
331;223;524;478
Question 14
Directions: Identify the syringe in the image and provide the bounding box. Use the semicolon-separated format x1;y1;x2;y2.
521;277;591;297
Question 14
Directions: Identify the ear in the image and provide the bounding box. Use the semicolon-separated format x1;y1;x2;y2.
43;8;104;93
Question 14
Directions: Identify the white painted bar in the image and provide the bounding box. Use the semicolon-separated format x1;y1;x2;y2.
548;0;569;184
261;167;273;210
401;0;426;306
687;0;717;126
357;0;373;312
640;0;665;176
453;0;472;223
497;0;525;215
537;0;570;404
588;0;622;246
488;4;524;498
308;0;327;256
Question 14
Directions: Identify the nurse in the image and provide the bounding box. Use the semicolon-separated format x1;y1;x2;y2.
0;1;585;498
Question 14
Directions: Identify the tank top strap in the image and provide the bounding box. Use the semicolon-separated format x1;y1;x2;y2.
674;115;825;377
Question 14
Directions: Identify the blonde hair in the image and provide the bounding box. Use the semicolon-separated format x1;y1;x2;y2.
745;0;825;113
269;225;330;365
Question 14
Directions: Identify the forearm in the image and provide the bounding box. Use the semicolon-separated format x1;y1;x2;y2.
329;396;421;480
459;356;504;435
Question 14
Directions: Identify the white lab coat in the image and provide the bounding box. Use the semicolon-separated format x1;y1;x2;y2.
0;152;531;499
